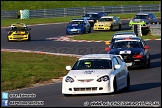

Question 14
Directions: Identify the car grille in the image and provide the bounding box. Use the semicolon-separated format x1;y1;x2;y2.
121;54;133;62
74;87;97;91
78;79;94;82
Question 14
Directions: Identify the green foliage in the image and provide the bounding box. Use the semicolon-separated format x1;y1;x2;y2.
1;1;160;10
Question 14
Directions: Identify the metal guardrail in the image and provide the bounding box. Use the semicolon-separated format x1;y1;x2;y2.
1;4;161;19
1;10;18;19
149;23;161;36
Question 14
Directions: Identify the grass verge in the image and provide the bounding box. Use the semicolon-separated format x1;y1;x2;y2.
1;52;78;92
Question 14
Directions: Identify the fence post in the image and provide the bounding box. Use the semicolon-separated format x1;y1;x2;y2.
102;6;105;12
83;7;86;15
64;8;66;17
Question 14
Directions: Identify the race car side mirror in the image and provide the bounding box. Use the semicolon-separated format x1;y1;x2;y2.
144;45;149;49
115;65;121;69
66;66;72;70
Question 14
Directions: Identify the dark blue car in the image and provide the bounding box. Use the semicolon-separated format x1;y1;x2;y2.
83;12;107;27
66;18;91;35
107;37;150;69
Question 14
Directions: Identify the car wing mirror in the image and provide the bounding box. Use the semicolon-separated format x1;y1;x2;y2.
66;66;72;70
115;65;121;69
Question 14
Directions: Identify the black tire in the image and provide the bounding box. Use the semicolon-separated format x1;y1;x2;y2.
63;94;71;97
88;27;91;33
83;27;86;34
123;73;130;91
143;56;150;69
113;77;117;93
118;24;121;31
28;34;31;41
110;25;113;31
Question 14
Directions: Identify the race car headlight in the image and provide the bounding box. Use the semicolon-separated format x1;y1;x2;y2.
65;76;74;83
97;75;109;82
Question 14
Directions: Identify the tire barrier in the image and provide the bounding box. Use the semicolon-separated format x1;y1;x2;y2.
20;9;30;19
149;23;161;36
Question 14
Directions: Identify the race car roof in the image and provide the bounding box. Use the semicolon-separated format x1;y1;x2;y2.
113;32;137;38
114;37;141;42
79;54;113;60
101;16;114;18
136;12;151;15
11;23;27;27
86;12;98;14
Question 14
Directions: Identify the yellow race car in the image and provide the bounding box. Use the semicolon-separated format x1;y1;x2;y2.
6;23;31;42
93;16;122;31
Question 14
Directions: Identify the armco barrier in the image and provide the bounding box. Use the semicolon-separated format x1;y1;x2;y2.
1;4;161;19
149;23;161;36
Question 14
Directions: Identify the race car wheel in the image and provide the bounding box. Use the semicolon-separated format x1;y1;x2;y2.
63;94;71;97
83;27;86;34
28;35;31;41
113;77;117;93
88;27;91;33
110;25;113;31
123;73;130;91
118;24;121;31
143;56;150;69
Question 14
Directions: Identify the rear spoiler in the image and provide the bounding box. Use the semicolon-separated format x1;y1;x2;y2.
115;55;124;62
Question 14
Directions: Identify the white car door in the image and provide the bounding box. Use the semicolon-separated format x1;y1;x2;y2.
115;56;127;89
112;57;123;90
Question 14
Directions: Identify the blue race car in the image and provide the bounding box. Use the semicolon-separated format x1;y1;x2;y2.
66;18;91;35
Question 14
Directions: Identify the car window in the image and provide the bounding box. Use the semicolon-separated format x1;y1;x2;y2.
112;41;143;49
99;18;113;21
112;57;119;67
71;59;112;70
134;15;148;19
115;56;122;64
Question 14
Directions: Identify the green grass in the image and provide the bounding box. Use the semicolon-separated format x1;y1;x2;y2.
1;52;78;91
70;30;161;41
2;1;160;10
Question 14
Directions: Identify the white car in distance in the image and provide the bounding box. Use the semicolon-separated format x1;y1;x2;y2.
62;54;130;96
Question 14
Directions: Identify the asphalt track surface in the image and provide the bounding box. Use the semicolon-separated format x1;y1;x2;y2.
1;19;161;107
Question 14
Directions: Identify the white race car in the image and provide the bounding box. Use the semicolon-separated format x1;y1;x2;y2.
62;54;130;96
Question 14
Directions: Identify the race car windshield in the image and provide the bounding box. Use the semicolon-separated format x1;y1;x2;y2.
134;15;148;19
84;14;99;18
70;21;84;24
112;41;143;49
99;18;113;21
11;27;27;31
72;59;112;70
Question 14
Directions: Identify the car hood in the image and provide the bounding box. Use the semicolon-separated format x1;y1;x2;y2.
109;48;144;55
131;19;147;22
95;21;112;25
67;69;112;79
